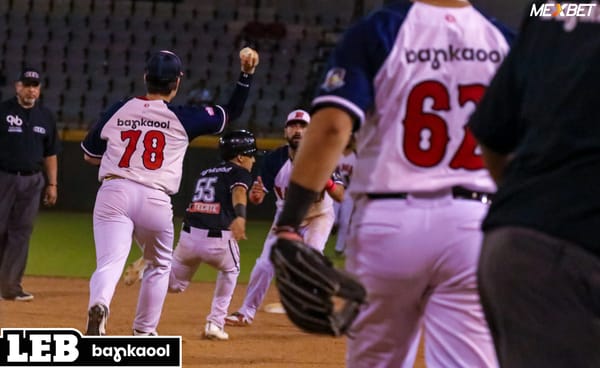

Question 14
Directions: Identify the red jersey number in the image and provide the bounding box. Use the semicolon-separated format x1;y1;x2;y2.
402;81;485;170
118;130;166;170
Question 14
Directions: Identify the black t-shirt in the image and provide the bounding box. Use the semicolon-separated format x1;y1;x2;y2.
184;161;253;230
468;7;600;257
0;97;61;172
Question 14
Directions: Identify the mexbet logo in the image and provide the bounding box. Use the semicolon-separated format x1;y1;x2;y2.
530;2;597;17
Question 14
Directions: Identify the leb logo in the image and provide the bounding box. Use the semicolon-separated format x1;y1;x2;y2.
0;328;181;367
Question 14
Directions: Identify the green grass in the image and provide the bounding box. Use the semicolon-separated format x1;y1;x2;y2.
27;210;343;282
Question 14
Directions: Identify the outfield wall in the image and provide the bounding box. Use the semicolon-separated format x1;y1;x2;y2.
50;132;283;221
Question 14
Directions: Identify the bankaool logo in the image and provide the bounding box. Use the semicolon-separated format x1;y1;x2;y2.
405;46;505;70
0;328;182;367
530;2;597;17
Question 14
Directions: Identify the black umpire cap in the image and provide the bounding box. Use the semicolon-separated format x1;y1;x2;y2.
18;68;41;86
145;50;183;82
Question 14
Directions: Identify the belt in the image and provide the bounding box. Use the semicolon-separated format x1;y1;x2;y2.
182;223;224;238
366;186;493;204
0;168;40;176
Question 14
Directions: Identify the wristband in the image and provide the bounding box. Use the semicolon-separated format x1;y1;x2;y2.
325;179;335;191
234;203;246;219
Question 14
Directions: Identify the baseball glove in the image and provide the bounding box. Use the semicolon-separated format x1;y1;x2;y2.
270;238;367;337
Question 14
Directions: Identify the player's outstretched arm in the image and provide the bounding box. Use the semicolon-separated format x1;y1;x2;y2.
220;48;259;123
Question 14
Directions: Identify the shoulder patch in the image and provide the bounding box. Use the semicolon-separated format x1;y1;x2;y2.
321;67;346;92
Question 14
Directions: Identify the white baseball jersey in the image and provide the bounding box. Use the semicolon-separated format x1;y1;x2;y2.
336;150;356;188
314;2;512;195
81;97;226;194
262;145;334;219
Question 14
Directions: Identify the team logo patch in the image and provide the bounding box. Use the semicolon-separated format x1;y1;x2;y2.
321;67;346;92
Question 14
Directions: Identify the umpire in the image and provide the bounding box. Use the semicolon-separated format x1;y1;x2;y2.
469;7;600;368
0;68;61;301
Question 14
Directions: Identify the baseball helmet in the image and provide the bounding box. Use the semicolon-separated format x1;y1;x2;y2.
219;130;258;160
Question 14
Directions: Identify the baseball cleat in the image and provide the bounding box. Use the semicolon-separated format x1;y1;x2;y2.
86;304;108;336
224;312;251;326
123;257;146;286
14;291;34;302
204;321;229;341
1;291;34;302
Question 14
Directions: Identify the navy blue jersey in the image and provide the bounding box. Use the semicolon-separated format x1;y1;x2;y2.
468;7;600;256
0;97;61;172
184;161;253;230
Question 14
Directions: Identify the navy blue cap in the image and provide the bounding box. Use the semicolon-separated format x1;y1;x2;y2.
18;68;41;85
145;50;183;82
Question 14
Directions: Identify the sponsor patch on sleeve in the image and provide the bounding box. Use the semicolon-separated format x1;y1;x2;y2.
321;67;346;92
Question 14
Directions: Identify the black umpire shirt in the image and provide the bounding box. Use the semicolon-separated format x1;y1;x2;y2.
0;97;61;172
184;161;253;231
468;7;600;257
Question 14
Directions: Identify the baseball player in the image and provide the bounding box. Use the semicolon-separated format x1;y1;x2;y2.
271;1;513;367
168;130;257;341
225;109;344;326
332;134;356;254
81;48;259;336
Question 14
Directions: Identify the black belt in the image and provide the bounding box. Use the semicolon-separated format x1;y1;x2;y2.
182;223;223;238
367;186;493;203
0;168;40;176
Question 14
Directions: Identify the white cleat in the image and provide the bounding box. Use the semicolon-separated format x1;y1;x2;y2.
204;321;229;341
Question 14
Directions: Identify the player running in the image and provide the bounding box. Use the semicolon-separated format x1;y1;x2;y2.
168;130;257;341
225;109;344;326
81;48;259;336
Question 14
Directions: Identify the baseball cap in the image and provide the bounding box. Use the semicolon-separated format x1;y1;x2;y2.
18;68;41;86
285;109;310;126
145;50;183;82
